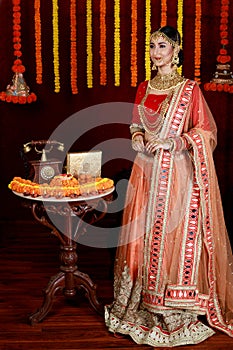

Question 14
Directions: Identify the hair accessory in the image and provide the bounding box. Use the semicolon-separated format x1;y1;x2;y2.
150;30;177;48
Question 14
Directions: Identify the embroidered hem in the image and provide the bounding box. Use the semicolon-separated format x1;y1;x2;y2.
105;307;215;347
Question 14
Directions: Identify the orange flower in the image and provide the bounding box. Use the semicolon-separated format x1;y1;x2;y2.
14;50;22;57
13;24;21;31
12;64;25;72
217;84;223;92
6;95;12;103
18;96;27;104
12;96;19;103
220;31;228;38
0;92;7;101
13;36;21;42
217;54;231;63
221;11;228;17
210;83;217;91
223;84;230;92
221;5;229;11
220;17;228;24
13;31;21;37
13;5;20;11
13;43;21;50
220;24;227;31
220;48;227;55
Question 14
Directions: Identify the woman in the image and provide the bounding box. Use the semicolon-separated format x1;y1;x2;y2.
105;26;233;347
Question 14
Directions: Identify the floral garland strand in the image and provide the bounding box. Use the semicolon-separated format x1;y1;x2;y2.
160;0;167;27
177;0;183;75
204;0;233;93
70;0;78;94
0;0;37;104
34;0;42;84
194;0;201;84
145;0;151;81
130;0;137;87
114;0;120;86
99;0;107;86
52;0;60;93
86;0;93;88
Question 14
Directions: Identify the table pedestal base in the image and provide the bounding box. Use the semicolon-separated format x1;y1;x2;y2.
29;270;103;325
28;199;109;324
29;242;103;324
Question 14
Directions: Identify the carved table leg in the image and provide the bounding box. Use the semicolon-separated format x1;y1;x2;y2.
73;270;104;315
29;271;65;324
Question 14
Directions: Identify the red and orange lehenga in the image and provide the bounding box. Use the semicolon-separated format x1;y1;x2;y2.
105;78;233;347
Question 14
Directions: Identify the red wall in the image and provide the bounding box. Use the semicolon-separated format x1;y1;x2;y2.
1;0;233;234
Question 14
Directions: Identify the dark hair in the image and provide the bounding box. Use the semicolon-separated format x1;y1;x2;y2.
156;25;184;67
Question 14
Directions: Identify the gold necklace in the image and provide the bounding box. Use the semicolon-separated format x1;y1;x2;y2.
138;89;173;135
149;70;185;91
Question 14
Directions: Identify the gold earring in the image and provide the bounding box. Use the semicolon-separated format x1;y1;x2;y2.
172;53;179;66
152;63;157;70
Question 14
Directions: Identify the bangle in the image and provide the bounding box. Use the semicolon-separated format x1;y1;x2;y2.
132;131;144;140
168;138;175;152
129;123;144;135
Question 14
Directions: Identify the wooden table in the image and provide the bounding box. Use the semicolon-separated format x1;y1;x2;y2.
13;189;114;324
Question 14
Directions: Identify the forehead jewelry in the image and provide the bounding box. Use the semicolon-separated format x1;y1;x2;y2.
150;30;178;48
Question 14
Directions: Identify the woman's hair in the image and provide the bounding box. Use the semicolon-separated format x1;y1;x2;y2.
154;25;184;67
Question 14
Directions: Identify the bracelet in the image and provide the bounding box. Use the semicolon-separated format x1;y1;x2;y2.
168;138;176;152
129;123;144;135
132;131;144;140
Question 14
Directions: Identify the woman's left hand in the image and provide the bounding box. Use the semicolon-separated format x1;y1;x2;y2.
146;138;173;154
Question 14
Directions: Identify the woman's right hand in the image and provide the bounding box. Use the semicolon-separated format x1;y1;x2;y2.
132;135;145;152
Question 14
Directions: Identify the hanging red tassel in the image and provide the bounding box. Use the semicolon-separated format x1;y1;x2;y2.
0;0;37;104
204;0;233;93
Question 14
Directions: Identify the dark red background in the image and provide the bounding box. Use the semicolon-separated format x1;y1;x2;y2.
0;0;233;237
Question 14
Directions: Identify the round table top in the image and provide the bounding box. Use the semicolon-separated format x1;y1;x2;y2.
13;186;115;203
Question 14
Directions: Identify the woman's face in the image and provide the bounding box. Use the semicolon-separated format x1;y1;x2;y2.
150;35;174;69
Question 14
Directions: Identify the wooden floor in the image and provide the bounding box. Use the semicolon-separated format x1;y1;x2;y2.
0;219;233;350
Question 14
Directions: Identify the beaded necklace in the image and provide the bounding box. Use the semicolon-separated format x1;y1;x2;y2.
138;86;173;135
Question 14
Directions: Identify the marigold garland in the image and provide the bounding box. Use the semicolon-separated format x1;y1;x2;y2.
130;0;137;87
145;0;151;81
114;0;120;86
99;0;107;86
177;0;183;75
194;0;201;84
86;0;93;88
34;0;42;84
217;0;231;64
52;0;60;93
70;0;78;94
160;0;167;27
0;0;37;104
204;0;233;93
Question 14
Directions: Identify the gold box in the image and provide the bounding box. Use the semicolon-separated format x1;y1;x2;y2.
66;151;102;178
